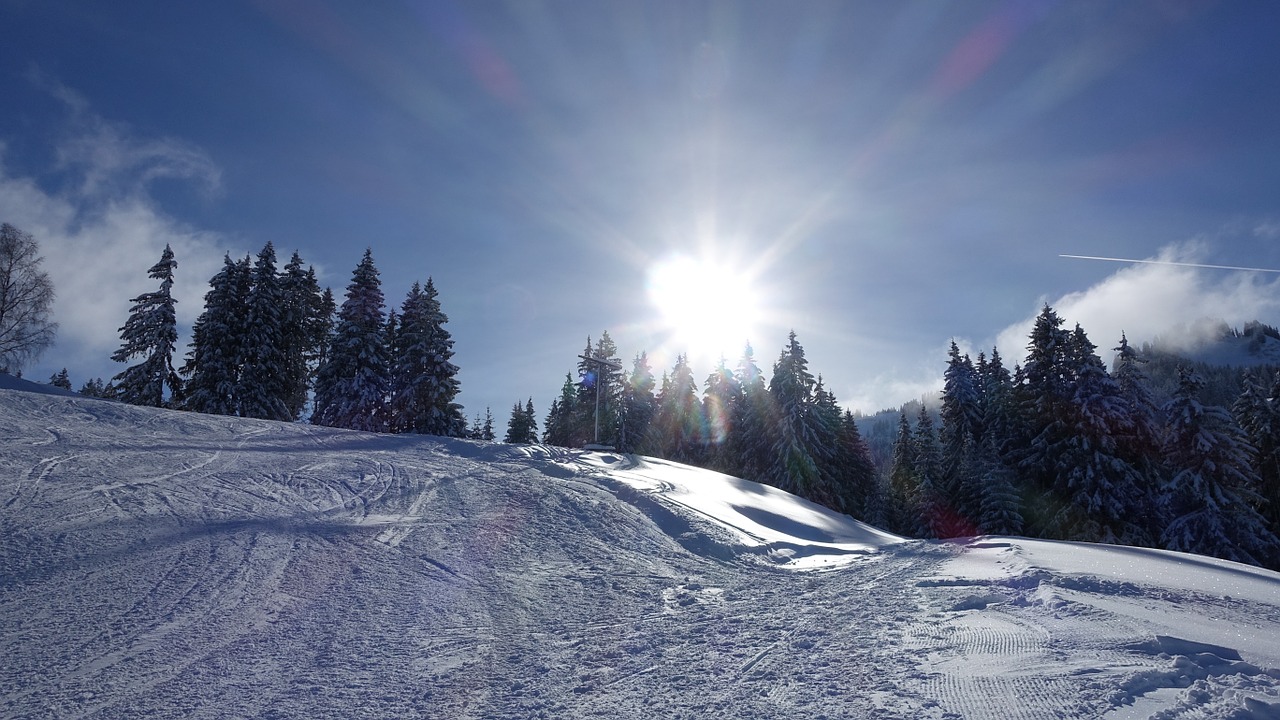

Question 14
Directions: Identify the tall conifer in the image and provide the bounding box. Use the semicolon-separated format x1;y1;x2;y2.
311;249;390;431
111;244;182;407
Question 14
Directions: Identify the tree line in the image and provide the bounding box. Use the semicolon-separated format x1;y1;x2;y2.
882;306;1280;570
534;330;878;518
530;308;1280;571
5;222;1278;569
81;242;468;437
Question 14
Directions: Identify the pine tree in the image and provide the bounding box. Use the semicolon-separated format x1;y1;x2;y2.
78;377;107;397
975;433;1024;536
576;332;623;446
543;374;579;447
940;342;983;526
978;347;1015;456
836;408;878;520
1161;368;1280;567
940;341;982;459
702;356;742;472
419;278;465;436
1053;325;1148;544
237;242;291;421
914;405;960;538
1013;304;1074;536
311;249;390;432
886;412;921;536
1112;333;1164;540
181;254;249;416
49;368;71;390
731;342;774;482
653;354;704;463
388;280;465;435
810;378;847;510
1235;370;1280;543
111;244;182;408
279;251;326;421
470;407;495;441
764;332;833;507
617;352;657;453
505;398;539;443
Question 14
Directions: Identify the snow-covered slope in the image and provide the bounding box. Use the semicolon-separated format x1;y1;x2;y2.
2;383;1278;719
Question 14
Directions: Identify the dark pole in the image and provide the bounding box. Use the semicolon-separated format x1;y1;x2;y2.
578;354;623;447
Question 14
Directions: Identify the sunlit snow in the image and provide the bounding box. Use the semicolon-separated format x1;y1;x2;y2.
2;374;1278;719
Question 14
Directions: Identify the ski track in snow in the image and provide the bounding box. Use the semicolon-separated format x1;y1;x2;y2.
2;385;1279;718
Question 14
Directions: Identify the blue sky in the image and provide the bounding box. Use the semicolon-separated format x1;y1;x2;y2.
3;1;1280;420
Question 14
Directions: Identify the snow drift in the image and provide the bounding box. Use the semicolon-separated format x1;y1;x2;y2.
1;376;1278;718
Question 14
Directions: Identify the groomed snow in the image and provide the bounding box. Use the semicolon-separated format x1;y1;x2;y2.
1;375;1278;718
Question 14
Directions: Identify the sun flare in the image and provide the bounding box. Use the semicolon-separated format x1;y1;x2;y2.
646;254;762;364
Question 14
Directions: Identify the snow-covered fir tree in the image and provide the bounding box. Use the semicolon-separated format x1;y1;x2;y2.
543;374;579;447
111;244;182;408
974;432;1024;535
181;254;250;416
388;277;465;436
913;405;961;538
654;354;704;463
279;251;328;421
809;377;847;511
764;332;833;507
939;342;984;527
885;412;922;536
616;352;657;453
237;242;291;421
702;356;743;473
1111;333;1164;538
1160;367;1280;567
835;408;878;520
730;342;774;482
977;347;1015;456
940;341;982;461
1051;325;1148;544
1235;369;1280;542
311;249;391;432
1013;304;1075;536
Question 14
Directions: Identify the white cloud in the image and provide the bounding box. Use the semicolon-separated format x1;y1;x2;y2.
1254;220;1280;240
995;239;1280;364
0;84;232;380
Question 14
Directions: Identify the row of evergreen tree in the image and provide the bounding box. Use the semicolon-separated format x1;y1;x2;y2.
100;244;467;437
536;331;877;517
80;242;1280;570
882;305;1279;570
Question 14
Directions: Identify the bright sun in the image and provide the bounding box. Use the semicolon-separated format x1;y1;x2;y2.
646;254;761;364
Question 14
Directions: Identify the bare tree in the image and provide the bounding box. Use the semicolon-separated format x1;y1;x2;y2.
0;224;57;374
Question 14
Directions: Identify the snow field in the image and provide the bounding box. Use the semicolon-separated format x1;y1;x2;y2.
2;379;1279;718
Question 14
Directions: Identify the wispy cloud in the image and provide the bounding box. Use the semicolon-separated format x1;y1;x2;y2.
0;76;232;380
996;238;1280;363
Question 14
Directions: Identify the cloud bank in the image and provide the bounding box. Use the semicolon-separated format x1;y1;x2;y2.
0;81;231;379
996;239;1280;365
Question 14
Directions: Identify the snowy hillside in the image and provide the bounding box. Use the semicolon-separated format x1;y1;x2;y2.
2;380;1279;719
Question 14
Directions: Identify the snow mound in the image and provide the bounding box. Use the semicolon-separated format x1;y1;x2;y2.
582;453;903;568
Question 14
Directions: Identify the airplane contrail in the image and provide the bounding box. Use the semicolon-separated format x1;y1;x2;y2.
1059;254;1280;274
